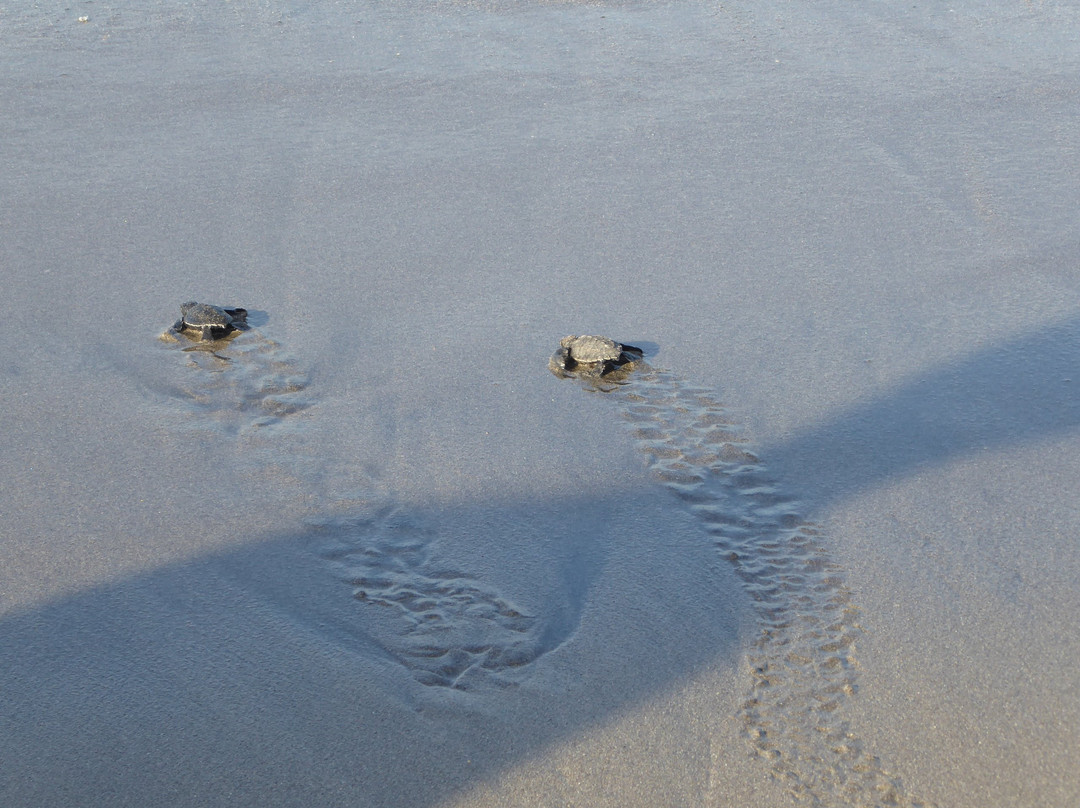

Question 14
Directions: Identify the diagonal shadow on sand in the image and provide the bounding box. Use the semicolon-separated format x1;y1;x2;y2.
0;491;746;808
1;314;1077;808
769;315;1080;512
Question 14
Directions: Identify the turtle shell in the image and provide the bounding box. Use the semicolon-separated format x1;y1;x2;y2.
181;302;234;329
560;335;625;363
551;335;644;380
171;301;248;342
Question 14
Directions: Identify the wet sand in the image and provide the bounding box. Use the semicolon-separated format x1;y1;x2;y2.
2;1;1079;806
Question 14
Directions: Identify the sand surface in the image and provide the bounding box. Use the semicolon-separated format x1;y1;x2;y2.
2;1;1080;806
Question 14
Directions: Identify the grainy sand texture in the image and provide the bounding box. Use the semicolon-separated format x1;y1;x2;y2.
2;1;1079;806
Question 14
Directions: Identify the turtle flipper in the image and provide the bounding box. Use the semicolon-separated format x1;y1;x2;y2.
549;347;575;377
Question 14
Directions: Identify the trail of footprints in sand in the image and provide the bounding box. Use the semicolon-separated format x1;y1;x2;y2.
591;365;935;808
315;508;546;690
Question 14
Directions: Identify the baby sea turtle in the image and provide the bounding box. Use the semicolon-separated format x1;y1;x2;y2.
172;302;248;342
550;334;644;377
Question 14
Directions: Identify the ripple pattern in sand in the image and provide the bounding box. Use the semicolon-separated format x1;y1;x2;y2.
565;364;935;808
314;507;547;691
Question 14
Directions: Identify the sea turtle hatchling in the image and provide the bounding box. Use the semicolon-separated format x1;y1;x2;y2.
171;302;249;342
550;334;644;377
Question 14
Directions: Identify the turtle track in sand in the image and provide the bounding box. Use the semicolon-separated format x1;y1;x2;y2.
161;323;550;690
567;364;935;808
312;506;547;691
161;331;313;435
